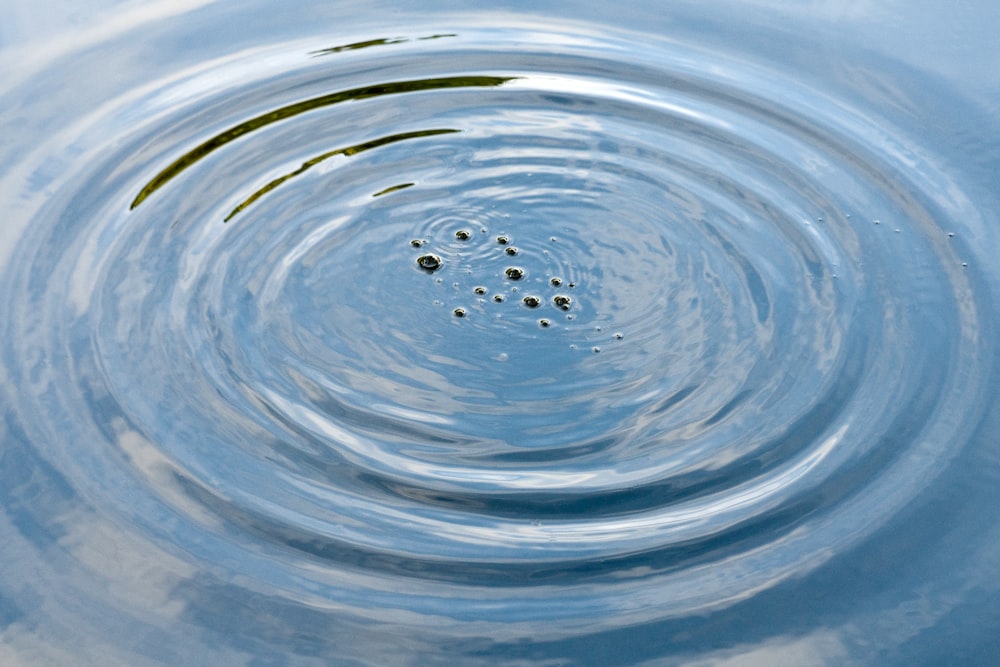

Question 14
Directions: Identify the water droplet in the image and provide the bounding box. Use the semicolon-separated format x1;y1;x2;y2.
874;219;881;225
539;319;551;328
523;296;541;308
614;332;623;340
592;346;601;353
453;307;466;317
550;236;557;242
553;295;572;310
962;262;968;268
496;352;509;362
496;235;510;245
948;232;955;238
493;294;506;303
417;254;442;271
505;246;519;256
505;267;525;280
473;286;487;295
550;277;562;286
455;229;472;240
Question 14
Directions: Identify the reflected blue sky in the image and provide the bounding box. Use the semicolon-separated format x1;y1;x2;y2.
2;1;999;665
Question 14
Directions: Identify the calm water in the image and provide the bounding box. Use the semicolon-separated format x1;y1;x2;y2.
2;1;1000;665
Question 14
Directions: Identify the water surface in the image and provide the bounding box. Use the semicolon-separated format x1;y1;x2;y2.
2;1;1000;665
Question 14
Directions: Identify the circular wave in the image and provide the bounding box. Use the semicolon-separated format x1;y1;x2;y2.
1;16;994;660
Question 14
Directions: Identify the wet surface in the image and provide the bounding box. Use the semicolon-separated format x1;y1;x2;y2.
1;1;1000;664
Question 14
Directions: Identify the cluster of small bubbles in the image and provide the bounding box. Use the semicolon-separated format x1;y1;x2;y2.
407;228;622;348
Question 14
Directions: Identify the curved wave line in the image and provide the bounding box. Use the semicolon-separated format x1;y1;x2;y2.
129;75;516;210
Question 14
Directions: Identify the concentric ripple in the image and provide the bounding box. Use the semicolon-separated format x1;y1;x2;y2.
1;11;998;664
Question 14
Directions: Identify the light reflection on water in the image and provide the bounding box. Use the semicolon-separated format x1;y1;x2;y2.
1;1;999;665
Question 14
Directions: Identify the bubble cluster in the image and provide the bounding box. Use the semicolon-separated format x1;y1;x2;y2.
407;227;625;351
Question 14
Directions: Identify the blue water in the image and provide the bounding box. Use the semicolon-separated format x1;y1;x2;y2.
2;1;1000;664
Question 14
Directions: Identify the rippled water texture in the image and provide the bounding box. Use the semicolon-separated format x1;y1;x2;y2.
3;2;1000;664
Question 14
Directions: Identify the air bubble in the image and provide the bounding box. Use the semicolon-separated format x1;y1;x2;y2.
550;277;562;286
553;295;572;310
473;286;487;295
417;254;442;272
523;296;541;308
505;267;525;280
539;319;551;328
453;307;466;317
496;235;510;245
493;294;506;303
505;246;519;256
615;332;623;340
592;346;601;353
948;232;955;238
410;239;425;248
455;229;472;240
